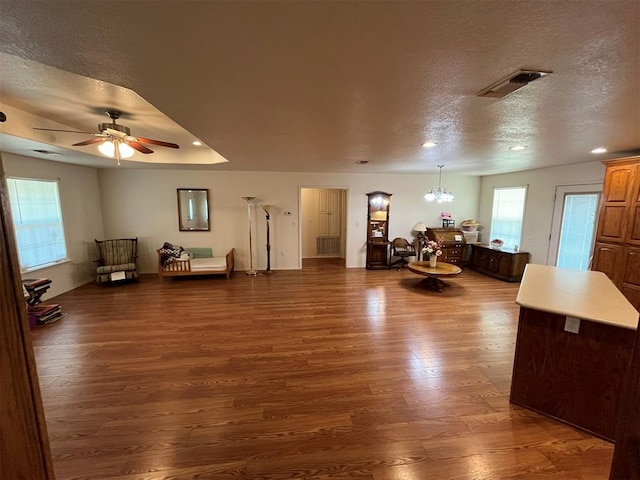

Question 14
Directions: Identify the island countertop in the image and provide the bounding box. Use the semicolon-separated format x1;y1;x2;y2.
516;264;639;330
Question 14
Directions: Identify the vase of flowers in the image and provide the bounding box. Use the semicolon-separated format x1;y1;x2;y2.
422;240;443;267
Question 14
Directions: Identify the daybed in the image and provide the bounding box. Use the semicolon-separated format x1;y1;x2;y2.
157;247;234;281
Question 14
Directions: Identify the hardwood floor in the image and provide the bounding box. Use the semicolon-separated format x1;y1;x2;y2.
30;266;614;479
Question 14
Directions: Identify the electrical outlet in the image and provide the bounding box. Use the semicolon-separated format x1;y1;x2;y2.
564;316;581;334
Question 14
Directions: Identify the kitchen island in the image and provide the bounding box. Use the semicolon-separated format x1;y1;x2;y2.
511;264;639;441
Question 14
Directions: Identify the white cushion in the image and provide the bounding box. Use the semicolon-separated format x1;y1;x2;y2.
190;257;226;272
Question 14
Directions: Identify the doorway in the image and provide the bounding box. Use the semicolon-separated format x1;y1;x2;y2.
300;187;347;269
548;184;602;269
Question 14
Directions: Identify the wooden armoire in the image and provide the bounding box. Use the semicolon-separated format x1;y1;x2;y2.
591;157;640;310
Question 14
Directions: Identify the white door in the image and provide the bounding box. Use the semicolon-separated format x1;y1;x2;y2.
548;184;602;269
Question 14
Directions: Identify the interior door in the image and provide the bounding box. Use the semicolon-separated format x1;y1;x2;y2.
548;184;602;269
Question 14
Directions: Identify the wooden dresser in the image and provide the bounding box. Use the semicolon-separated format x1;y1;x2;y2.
469;244;530;282
425;228;466;266
591;157;640;310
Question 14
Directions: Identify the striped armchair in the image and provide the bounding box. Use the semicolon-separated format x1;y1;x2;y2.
95;238;138;284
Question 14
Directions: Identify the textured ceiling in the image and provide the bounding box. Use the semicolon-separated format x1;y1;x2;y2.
0;0;638;174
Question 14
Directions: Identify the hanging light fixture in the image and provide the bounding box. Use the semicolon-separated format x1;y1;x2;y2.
424;165;454;203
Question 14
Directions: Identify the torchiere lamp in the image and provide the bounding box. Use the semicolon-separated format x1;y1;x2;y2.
262;205;274;274
242;196;258;275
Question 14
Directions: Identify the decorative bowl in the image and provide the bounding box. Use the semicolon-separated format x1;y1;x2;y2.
490;239;504;248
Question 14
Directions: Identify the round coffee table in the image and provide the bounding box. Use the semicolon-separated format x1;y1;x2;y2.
407;261;462;292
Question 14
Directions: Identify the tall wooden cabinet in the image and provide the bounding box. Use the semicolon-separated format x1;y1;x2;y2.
366;191;391;269
591;157;640;310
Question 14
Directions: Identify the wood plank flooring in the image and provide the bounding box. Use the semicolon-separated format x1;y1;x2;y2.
30;261;614;479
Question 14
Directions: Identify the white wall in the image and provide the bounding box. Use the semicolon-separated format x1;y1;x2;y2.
2;153;105;298
478;161;606;264
98;169;481;273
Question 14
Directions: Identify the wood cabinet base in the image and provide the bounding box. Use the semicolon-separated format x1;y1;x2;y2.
469;244;529;282
510;307;635;442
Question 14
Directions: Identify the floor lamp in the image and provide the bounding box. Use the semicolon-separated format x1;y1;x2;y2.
242;196;258;275
413;221;427;260
262;205;274;274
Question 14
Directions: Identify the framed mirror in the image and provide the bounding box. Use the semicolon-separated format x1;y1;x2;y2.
177;188;210;231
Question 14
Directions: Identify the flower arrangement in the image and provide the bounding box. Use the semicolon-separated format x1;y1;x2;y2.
422;240;443;257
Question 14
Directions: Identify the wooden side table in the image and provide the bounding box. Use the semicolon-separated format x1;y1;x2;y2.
22;278;52;307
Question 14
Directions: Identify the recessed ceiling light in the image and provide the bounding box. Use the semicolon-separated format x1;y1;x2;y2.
591;147;607;154
355;160;369;165
422;141;437;148
192;141;202;146
509;145;527;151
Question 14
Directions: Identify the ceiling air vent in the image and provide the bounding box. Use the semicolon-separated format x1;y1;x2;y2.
476;69;552;98
32;149;60;155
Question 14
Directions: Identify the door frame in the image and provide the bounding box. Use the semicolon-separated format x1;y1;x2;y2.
298;186;349;269
547;183;602;266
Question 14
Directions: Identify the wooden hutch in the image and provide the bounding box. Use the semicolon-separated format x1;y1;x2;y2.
366;191;391;269
591;156;640;310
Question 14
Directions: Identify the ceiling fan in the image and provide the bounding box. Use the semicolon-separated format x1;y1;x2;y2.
34;109;179;164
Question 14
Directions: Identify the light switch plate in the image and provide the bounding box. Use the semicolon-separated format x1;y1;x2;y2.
564;316;581;334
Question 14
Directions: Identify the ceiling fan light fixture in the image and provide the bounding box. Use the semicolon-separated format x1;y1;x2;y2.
98;139;135;159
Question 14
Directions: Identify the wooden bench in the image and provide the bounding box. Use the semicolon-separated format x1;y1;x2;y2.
157;248;234;281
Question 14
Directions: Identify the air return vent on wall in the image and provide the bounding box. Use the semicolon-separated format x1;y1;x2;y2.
476;69;552;98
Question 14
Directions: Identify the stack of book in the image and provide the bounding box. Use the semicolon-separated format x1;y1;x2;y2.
28;303;63;325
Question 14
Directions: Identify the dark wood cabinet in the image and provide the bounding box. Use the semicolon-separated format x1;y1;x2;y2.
511;306;635;441
469;244;530;282
425;228;466;266
591;157;640;309
366;191;391;269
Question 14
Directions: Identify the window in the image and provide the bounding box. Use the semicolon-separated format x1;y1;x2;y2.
7;177;68;271
489;186;527;250
556;193;600;270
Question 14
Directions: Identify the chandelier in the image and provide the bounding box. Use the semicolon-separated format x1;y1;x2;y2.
424;165;454;203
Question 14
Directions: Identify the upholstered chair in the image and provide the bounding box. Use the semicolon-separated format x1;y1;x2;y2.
95;238;138;284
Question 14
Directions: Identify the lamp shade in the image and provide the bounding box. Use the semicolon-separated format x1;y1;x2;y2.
98;139;135;159
413;222;427;232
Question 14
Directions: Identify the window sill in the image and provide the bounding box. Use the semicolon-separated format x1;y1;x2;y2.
21;258;71;274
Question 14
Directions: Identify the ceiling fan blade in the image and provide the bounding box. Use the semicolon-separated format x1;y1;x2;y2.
72;138;106;147
34;127;98;135
135;137;180;149
127;141;154;154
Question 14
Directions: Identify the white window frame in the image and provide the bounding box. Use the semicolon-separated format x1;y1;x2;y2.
7;176;69;272
489;185;528;250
